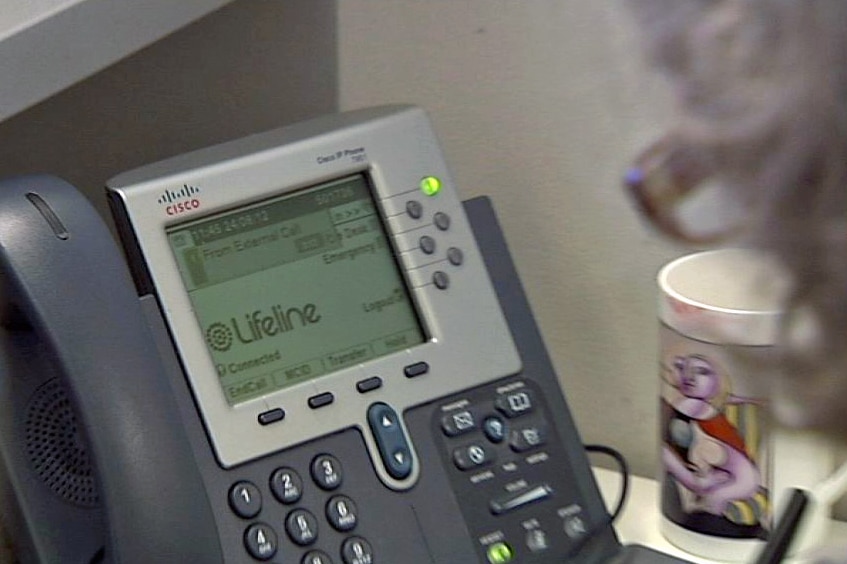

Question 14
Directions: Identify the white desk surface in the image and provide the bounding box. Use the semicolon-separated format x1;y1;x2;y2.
1;465;843;562
594;467;847;563
0;0;231;122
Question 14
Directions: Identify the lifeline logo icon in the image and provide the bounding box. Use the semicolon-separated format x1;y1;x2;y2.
158;184;202;216
206;322;234;352
206;303;322;352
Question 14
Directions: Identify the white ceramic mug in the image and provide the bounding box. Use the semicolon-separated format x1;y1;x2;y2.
657;248;833;562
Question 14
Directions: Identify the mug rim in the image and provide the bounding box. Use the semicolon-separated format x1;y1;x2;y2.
658;248;786;316
658;248;787;346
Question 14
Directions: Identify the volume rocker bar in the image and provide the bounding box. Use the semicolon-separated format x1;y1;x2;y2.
489;484;554;516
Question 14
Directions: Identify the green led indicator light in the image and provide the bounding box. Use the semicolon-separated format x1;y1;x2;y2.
420;176;442;196
486;542;514;564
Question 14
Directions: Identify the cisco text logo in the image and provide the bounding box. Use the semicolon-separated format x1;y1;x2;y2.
158;184;201;216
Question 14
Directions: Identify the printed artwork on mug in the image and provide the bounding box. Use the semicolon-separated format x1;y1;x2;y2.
659;324;771;540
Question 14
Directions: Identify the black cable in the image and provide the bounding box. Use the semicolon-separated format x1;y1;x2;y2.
561;444;632;560
752;488;809;564
585;443;630;523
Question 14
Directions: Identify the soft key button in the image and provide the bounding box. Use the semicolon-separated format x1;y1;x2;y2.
403;361;429;378
367;402;414;480
257;407;284;426
308;392;334;409
356;376;383;393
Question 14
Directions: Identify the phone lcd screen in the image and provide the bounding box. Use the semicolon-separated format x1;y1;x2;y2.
166;173;426;405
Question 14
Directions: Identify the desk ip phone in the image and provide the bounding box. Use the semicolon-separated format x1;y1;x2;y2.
0;106;687;563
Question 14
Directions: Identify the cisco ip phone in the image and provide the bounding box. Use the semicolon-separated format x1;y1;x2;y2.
0;106;687;563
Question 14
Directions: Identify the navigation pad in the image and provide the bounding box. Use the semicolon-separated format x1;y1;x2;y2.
367;402;414;480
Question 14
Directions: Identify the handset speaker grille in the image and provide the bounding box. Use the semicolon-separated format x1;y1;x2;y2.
24;378;99;507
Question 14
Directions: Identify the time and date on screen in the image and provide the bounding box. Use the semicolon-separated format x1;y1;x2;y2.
166;174;426;404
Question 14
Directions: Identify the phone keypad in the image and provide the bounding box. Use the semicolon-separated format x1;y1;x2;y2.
228;452;370;562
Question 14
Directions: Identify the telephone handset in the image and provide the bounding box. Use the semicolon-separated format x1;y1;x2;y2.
0;107;688;563
0;175;222;562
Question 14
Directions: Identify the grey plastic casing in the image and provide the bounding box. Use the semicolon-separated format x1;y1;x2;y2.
107;105;522;487
0;108;694;563
0;175;222;563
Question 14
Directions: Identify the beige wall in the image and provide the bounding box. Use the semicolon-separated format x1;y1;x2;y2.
339;1;682;478
0;0;337;227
